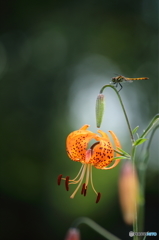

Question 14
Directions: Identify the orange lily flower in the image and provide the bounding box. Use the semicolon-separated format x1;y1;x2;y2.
57;124;121;203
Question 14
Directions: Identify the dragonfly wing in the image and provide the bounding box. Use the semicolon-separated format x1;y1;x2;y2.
123;78;133;83
126;80;133;83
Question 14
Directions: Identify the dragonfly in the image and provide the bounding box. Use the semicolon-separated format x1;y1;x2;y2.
111;75;149;92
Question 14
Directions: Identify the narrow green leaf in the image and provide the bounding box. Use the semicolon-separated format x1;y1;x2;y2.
133;138;148;146
114;150;131;159
112;156;129;160
140;114;159;138
132;126;139;134
114;150;125;156
116;147;131;157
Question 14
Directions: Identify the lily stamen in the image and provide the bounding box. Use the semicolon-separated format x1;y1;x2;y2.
96;193;101;203
69;164;84;182
85;163;90;187
65;176;70;191
70;164;87;199
61;164;84;186
83;186;87;196
57;174;63;185
81;183;86;195
90;165;98;195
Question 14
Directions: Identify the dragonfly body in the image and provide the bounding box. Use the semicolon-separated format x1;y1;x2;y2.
111;75;149;92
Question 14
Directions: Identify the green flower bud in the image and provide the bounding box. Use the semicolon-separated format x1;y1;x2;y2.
96;94;105;128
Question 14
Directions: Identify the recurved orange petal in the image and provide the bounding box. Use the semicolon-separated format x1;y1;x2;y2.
109;130;121;156
89;130;114;169
96;129;110;141
102;131;121;170
66;124;97;163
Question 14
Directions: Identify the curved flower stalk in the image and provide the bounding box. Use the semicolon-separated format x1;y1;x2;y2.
98;84;134;142
66;217;121;240
58;124;122;203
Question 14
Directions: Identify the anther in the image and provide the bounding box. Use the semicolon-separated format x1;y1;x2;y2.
81;183;86;195
96;192;101;203
84;186;87;196
57;174;62;185
65;176;70;191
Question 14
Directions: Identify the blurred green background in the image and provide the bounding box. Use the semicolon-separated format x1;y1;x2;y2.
0;0;158;239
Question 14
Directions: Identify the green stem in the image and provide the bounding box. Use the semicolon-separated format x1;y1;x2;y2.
71;217;121;240
138;125;159;232
146;125;159;151
100;85;135;143
133;115;159;234
100;84;138;239
140;114;159;139
132;146;138;240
